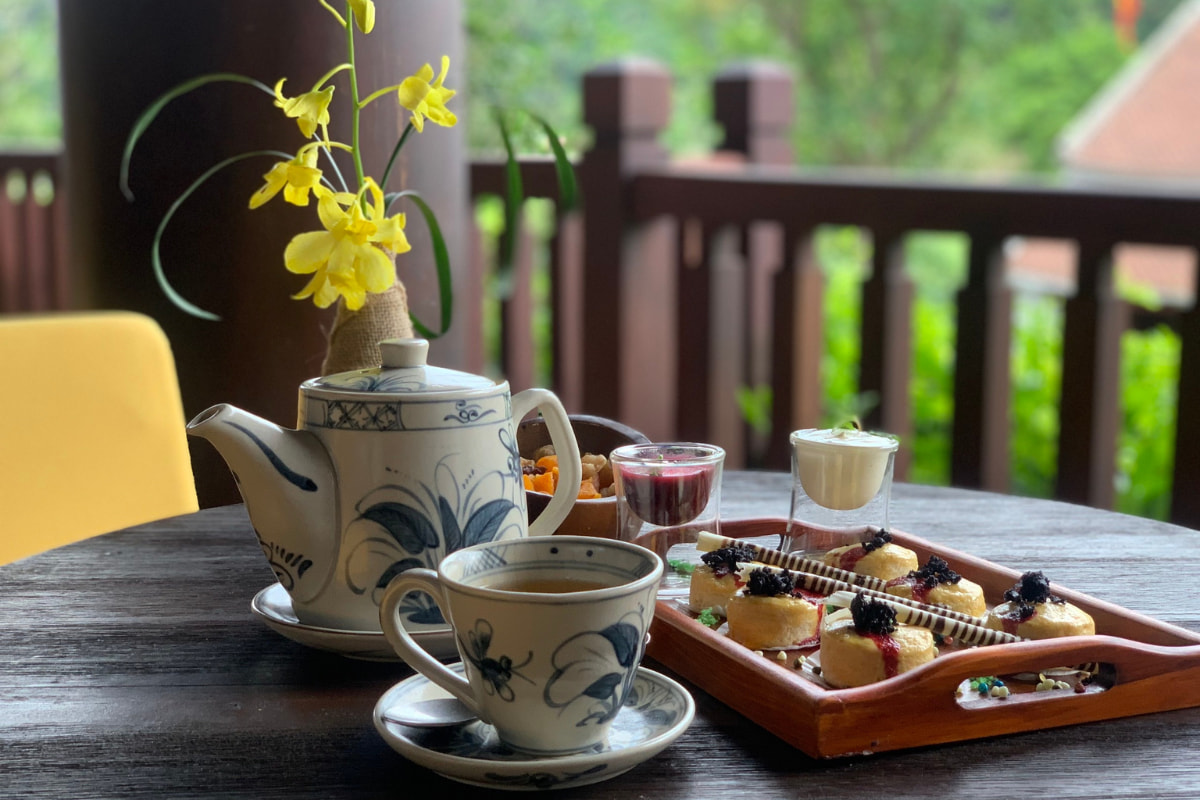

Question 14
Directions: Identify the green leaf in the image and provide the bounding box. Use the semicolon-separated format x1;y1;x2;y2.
121;73;274;201
385;190;453;339
152;150;292;321
527;112;579;211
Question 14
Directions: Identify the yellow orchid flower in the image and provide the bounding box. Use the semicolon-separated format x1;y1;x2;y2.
273;78;334;139
284;180;411;310
248;148;323;209
348;0;375;34
397;56;457;133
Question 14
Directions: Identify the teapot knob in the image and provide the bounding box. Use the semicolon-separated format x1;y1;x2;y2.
380;338;429;369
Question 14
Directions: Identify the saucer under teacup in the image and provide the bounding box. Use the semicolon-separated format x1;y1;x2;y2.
251;583;457;661
373;662;695;790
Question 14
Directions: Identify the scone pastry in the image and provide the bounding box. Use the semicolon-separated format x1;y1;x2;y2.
823;529;919;582
726;568;822;650
884;555;986;618
984;571;1095;639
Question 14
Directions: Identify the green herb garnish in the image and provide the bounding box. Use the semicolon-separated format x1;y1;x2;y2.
697;607;721;628
668;559;696;575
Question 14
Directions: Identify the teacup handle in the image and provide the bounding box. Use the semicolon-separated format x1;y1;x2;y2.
512;388;582;537
378;570;487;723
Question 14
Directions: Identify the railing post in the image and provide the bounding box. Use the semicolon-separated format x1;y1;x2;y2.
713;62;795;465
765;225;823;469
951;235;1012;491
1057;239;1126;509
675;220;746;463
580;60;672;433
860;229;913;478
1172;278;1200;528
713;62;794;165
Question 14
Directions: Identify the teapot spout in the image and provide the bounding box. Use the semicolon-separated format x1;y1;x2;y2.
187;404;337;603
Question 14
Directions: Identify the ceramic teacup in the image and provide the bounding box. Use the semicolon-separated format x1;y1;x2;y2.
379;536;663;755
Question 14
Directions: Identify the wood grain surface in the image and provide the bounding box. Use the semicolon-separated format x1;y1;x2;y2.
3;473;1199;799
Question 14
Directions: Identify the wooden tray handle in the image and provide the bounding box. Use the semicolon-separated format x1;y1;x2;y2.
865;635;1200;705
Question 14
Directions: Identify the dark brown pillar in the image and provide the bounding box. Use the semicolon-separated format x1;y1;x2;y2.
59;0;465;507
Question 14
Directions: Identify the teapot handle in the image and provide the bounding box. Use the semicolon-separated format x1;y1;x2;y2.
512;389;581;537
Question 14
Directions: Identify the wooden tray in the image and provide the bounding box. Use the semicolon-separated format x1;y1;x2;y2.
640;518;1200;758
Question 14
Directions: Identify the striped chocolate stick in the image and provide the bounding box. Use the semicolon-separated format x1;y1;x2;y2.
739;562;989;626
826;591;1024;647
697;531;888;591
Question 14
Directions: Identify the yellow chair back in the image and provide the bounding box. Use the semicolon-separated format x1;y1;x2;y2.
0;312;198;564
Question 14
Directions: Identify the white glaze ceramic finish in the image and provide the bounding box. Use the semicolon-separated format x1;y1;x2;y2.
373;664;695;790
187;338;582;634
379;536;663;755
250;582;457;661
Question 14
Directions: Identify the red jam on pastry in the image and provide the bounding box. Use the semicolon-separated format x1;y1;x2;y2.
884;555;986;618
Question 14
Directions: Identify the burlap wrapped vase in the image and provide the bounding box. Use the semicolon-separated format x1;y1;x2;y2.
321;280;415;376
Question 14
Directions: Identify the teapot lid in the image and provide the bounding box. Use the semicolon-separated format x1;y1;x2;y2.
307;339;499;396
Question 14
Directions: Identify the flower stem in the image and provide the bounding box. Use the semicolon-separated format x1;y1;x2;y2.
359;83;402;109
380;122;415;191
345;3;366;199
312;63;352;93
317;0;346;27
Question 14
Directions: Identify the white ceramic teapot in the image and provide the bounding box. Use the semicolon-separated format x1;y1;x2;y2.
187;338;581;633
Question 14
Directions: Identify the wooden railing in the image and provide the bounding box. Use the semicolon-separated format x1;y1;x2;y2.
5;61;1199;528
0;151;68;313
471;60;1200;529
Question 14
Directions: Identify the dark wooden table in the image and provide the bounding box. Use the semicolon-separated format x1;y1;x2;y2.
4;472;1200;799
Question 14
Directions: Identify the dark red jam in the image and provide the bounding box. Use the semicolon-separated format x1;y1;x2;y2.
838;530;893;572
838;547;866;572
885;555;962;604
997;604;1036;635
850;594;901;679
865;631;901;678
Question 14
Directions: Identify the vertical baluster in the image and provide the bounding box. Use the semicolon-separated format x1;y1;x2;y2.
860;229;913;479
24;183;50;311
580;61;671;425
549;211;584;411
49;179;69;310
951;234;1011;491
1057;239;1127;509
1172;258;1200;526
711;226;747;466
462;211;487;374
675;219;745;462
500;221;536;393
676;218;713;443
765;224;823;469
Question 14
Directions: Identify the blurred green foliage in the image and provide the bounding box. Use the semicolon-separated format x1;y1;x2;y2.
813;228;1180;519
0;0;60;144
